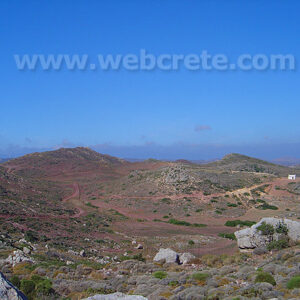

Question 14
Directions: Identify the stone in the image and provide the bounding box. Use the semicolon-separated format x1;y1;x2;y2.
235;217;300;250
136;244;143;250
153;248;179;264
80;250;86;257
22;247;31;255
0;272;27;300
179;252;195;265
5;250;33;267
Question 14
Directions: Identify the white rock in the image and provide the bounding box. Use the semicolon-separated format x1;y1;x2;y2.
153;248;179;263
83;292;147;299
135;244;143;249
0;272;27;299
6;250;33;267
23;247;31;255
235;217;300;249
179;252;196;265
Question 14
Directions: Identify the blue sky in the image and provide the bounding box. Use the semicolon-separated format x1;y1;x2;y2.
1;0;300;159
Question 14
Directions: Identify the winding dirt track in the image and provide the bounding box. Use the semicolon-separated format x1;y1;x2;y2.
0;182;84;220
62;183;85;217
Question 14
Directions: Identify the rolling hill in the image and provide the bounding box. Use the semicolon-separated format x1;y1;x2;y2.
3;147;128;178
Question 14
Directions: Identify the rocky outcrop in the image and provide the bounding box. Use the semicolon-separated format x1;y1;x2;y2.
153;249;195;265
0;272;27;300
83;292;147;299
164;166;190;184
5;250;33;267
153;248;179;264
235;217;300;250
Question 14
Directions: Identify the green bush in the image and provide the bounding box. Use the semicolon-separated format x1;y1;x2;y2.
168;219;191;226
225;220;256;227
218;233;237;240
30;274;43;284
275;222;289;234
20;279;36;297
256;222;274;235
257;203;278;210
168;280;178;287
188;240;195;245
132;253;146;262
24;231;38;243
192;272;209;282
267;239;289;251
287;276;300;289
153;271;167;279
36;279;53;295
255;272;276;286
10;275;20;289
227;203;238;207
192;223;207;228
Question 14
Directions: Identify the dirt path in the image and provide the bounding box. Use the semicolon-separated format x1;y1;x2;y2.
62;183;80;203
0;183;84;220
62;183;85;218
4;165;16;174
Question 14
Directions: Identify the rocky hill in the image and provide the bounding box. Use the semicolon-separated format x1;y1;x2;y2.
3;147;127;178
205;153;295;176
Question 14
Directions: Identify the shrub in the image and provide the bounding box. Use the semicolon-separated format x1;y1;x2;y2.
36;278;53;296
257;203;278;210
24;230;38;243
267;239;289;251
188;240;195;245
227;203;238;207
20;279;36;297
287;276;300;289
275;222;289;234
192;272;209;282
218;233;237;240
256;222;274;235
161;198;171;204
192;223;207;228
225;220;256;227
168;218;191;226
153;271;167;279
255;272;276;286
30;274;43;284
132;253;146;262
10;275;20;289
168;280;178;287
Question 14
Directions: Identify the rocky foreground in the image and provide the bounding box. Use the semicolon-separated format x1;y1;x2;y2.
1;218;300;299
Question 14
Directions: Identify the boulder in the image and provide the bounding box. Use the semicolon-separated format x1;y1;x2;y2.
0;272;27;300
135;244;143;250
179;252;196;265
235;217;300;250
153;248;179;264
22;247;31;255
82;292;147;299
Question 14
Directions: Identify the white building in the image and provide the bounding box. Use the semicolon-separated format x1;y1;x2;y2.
288;175;296;180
